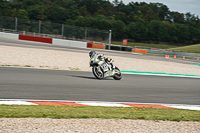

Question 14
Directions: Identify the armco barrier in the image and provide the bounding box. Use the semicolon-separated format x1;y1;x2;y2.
19;35;52;44
87;43;105;49
69;40;87;48
110;45;121;51
134;48;147;54
53;38;70;46
0;32;19;40
105;45;133;52
53;39;87;48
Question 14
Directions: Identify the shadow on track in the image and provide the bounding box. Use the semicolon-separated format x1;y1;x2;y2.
67;75;114;80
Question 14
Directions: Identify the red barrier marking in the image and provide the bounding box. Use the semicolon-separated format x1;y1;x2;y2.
28;101;89;106
151;48;158;50
19;35;52;44
124;104;174;109
87;43;93;48
87;43;105;49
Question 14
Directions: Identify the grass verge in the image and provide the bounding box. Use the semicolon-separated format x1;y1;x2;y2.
68;67;81;71
1;65;81;71
167;44;200;53
0;105;199;121
1;65;33;67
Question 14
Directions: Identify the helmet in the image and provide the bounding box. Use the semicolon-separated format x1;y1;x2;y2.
89;51;96;58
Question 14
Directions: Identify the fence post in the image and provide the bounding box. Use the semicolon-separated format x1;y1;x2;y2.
85;27;87;41
39;20;41;34
15;17;18;31
62;24;64;38
108;30;112;50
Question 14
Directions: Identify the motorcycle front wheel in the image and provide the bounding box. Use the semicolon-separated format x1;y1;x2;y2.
113;67;122;80
92;66;104;79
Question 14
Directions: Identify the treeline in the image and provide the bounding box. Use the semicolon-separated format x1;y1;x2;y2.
0;0;200;45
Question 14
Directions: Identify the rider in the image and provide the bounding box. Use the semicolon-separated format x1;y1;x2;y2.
89;51;114;69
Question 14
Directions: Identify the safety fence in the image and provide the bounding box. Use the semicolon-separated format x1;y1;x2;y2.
0;16;109;42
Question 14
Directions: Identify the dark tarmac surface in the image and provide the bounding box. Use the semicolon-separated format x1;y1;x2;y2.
0;67;199;105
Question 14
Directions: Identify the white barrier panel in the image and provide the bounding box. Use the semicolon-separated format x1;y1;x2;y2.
0;32;19;40
69;40;87;48
52;38;70;46
53;38;87;48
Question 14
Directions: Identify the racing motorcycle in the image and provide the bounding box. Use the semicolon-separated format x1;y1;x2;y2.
89;52;122;80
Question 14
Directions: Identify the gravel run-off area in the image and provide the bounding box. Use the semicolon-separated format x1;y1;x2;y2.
0;118;200;133
0;44;200;132
1;45;200;75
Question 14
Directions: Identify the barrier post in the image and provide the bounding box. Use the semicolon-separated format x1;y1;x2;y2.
15;17;18;31
85;27;87;40
39;20;41;35
183;56;185;59
197;57;199;60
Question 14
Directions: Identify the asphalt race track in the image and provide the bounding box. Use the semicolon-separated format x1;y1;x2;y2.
0;38;200;105
0;67;199;105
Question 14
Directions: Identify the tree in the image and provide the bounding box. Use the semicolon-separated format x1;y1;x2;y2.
75;16;87;27
46;5;68;23
147;20;169;42
127;21;147;41
112;20;126;39
114;12;127;23
171;12;184;23
0;0;199;44
173;23;190;44
185;12;199;26
17;9;29;19
142;6;159;22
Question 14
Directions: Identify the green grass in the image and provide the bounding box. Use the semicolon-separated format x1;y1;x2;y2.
1;65;33;67
0;105;199;121
68;67;81;71
1;65;21;67
1;65;82;71
39;66;49;68
167;44;200;53
53;67;59;69
23;65;33;67
112;41;178;49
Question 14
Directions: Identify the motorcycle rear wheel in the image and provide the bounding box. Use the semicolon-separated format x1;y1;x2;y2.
113;67;122;80
92;66;104;79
